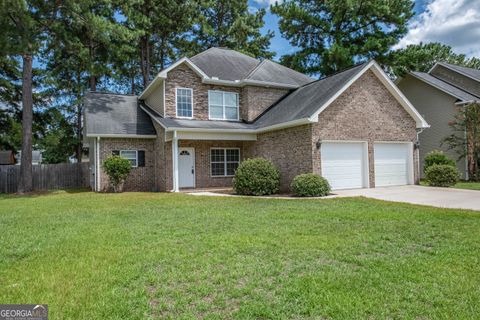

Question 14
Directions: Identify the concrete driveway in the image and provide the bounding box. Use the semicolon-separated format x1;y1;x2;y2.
334;185;480;211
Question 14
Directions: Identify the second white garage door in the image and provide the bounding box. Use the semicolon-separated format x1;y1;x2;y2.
374;143;412;187
321;142;367;190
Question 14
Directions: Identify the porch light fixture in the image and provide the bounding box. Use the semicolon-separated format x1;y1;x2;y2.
414;141;420;149
316;140;322;149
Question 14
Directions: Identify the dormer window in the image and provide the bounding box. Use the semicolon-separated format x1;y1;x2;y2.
208;90;239;121
176;88;193;118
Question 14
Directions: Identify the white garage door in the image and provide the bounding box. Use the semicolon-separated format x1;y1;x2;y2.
321;142;367;190
374;143;412;187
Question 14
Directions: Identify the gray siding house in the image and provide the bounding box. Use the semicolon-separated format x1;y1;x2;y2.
397;62;480;179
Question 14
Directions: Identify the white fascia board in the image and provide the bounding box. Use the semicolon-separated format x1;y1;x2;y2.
370;62;429;128
86;134;157;139
176;131;257;141
165;127;256;134
455;100;478;105
138;104;168;130
308;61;375;122
307;61;429;129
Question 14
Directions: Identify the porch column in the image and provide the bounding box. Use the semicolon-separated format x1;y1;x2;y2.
172;131;179;192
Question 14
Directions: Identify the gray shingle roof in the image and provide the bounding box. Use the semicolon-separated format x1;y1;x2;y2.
84;92;156;136
141;104;254;131
439;62;480;82
253;62;368;128
189;47;313;86
411;72;478;101
245;59;313;86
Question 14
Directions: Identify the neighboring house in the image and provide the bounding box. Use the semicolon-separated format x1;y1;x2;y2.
84;47;428;192
16;150;43;165
397;62;480;179
0;151;16;165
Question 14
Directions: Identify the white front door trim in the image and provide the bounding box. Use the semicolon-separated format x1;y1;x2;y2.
178;147;195;188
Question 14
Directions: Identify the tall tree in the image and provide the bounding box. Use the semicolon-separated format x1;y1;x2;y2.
386;42;480;78
44;0;135;161
186;0;274;59
121;0;196;88
272;0;414;76
0;0;53;192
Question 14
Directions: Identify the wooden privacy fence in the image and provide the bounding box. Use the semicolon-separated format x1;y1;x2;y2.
0;162;90;193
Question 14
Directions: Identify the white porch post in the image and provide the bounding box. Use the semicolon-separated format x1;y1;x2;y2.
172;131;179;192
96;136;101;192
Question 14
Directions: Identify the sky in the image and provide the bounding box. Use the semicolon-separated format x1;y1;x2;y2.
248;0;480;60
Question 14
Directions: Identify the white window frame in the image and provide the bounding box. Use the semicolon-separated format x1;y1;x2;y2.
175;87;193;119
120;150;138;168
208;90;239;121
210;148;240;177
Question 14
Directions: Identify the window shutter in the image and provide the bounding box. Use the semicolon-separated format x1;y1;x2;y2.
112;150;120;156
138;151;145;167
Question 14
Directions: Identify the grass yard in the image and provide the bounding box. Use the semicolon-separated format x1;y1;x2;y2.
420;179;480;191
1;192;480;319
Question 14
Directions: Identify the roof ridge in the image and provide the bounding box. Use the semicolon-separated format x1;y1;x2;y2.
263;59;315;80
189;47;217;60
86;91;137;97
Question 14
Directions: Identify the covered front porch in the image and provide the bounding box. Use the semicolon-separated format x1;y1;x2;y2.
169;131;256;192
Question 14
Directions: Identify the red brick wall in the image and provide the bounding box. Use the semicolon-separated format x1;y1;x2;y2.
311;70;419;186
242;86;289;122
99;138;156;192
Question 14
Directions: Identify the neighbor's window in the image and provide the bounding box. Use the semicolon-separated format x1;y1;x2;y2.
208;90;239;120
211;148;240;176
176;88;193;118
120;150;138;167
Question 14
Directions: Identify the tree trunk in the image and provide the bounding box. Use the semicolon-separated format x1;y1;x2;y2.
140;36;151;87
89;75;96;91
131;72;135;94
18;54;33;193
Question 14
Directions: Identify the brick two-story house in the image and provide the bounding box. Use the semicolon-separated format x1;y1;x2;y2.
85;47;428;192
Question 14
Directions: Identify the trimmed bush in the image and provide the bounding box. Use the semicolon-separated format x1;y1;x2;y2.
102;155;132;192
424;150;456;173
425;164;459;187
291;173;331;197
233;158;280;196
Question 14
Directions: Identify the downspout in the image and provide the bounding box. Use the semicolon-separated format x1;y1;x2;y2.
415;128;425;183
96;136;101;192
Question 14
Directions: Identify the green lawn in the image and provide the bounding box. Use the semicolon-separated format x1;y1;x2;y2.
1;192;480;319
421;180;480;191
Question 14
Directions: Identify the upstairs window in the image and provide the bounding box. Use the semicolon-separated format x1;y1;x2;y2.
176;88;193;118
208;91;239;121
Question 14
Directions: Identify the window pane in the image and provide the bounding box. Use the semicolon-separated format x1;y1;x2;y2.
225;107;238;120
224;93;237;107
210;105;223;119
177;89;192;117
209;91;223;105
226;162;239;176
210;149;224;163
120;150;137;167
226;149;239;162
211;162;225;176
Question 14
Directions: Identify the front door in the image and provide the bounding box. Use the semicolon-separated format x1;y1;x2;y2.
178;147;195;188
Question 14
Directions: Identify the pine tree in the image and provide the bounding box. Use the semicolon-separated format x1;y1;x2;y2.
272;0;414;75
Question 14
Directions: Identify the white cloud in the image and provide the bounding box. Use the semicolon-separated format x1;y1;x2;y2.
394;0;480;57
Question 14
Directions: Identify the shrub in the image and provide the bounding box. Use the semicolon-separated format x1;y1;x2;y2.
425;164;459;187
102;156;132;192
233;158;280;196
291;173;331;197
424;150;456;173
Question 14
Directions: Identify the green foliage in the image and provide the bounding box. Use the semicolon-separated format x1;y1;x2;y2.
424;150;456;173
102;156;132;192
444;103;480;181
387;42;480;78
425;164;459;187
291;173;331;197
271;0;414;75
186;0;274;59
233;158;280;195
